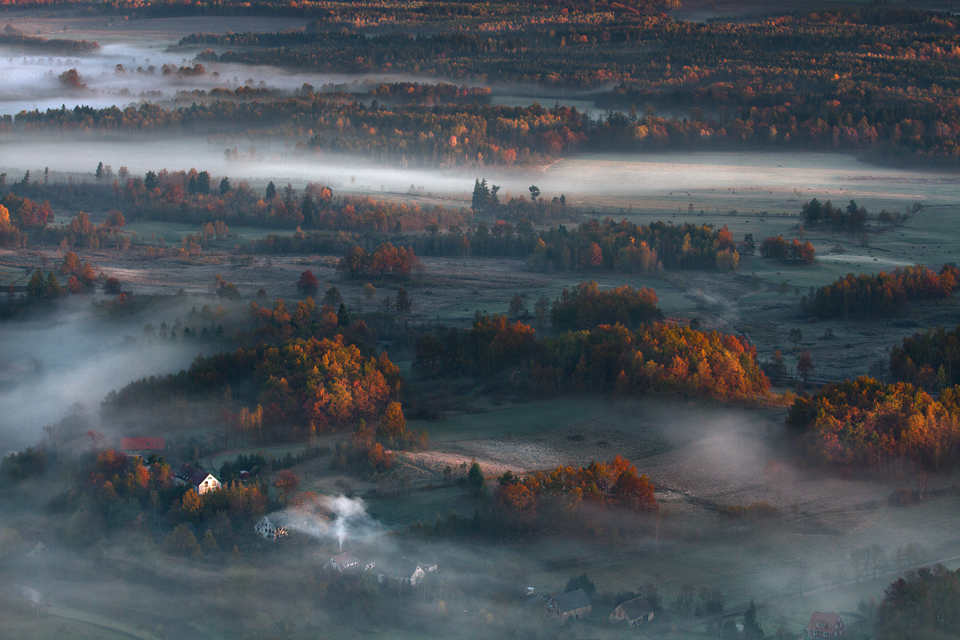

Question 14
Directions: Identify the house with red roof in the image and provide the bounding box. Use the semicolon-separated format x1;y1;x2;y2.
120;437;165;457
807;612;844;638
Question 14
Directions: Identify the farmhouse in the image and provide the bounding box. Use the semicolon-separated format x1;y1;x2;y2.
377;560;437;586
324;552;375;573
807;612;844;638
545;589;591;623
120;437;165;457
255;516;285;541
610;596;654;626
174;463;222;494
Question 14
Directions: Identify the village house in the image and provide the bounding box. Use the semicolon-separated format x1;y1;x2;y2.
324;552;376;574
807;612;844;638
376;560;437;586
120;437;165;457
255;516;285;541
545;589;592;623
610;596;654;626
174;463;222;494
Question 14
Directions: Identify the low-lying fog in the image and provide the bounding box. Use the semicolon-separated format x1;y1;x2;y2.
0;41;454;114
0;298;209;453
2;135;957;209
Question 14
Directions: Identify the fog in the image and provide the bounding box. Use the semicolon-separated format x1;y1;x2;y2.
0;298;209;452
0;40;462;114
3;133;958;211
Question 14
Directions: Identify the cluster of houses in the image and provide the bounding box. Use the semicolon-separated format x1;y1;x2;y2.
322;551;438;587
544;590;845;635
544;589;655;627
118;437;843;636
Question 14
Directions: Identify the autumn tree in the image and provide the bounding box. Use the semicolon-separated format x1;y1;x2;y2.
274;470;301;503
297;270;320;294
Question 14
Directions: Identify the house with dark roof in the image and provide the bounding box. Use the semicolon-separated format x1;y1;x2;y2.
545;589;592;623
120;437;165;457
610;596;654;626
174;463;222;495
324;552;376;574
807;612;844;638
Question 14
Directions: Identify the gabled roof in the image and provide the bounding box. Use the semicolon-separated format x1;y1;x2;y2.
175;463;214;486
120;437;165;451
550;589;591;612
616;596;653;621
331;552;359;566
808;612;842;630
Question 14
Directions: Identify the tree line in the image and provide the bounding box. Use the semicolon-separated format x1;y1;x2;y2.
414;282;770;403
801;265;959;320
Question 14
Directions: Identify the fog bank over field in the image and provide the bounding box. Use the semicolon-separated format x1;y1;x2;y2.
1;135;956;208
0;41;448;114
0;299;207;452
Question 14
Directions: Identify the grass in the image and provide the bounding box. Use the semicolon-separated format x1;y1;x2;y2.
410;397;616;444
123;221;291;247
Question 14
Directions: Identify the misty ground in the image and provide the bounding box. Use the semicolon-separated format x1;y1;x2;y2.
2;11;960;640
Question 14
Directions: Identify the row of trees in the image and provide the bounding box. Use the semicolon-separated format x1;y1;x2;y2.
801;265;960;320
493;456;657;527
336;243;424;280
759;236;816;264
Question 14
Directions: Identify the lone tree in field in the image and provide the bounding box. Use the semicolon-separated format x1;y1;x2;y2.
467;459;484;494
274;470;300;503
789;328;803;348
770;351;787;385
297;270;320;295
509;293;526;317
395;287;412;318
797;351;815;384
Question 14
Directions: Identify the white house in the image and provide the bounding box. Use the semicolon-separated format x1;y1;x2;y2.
174;463;222;495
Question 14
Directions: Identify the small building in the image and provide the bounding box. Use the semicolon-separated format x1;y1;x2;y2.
120;437;165;457
326;552;361;573
174;463;222;495
27;541;49;562
610;596;654;626
377;560;437;586
807;612;844;638
545;589;592;623
255;516;286;541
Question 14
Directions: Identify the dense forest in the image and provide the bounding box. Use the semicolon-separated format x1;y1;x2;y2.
787;377;960;470
103;334;403;441
146;9;960;167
